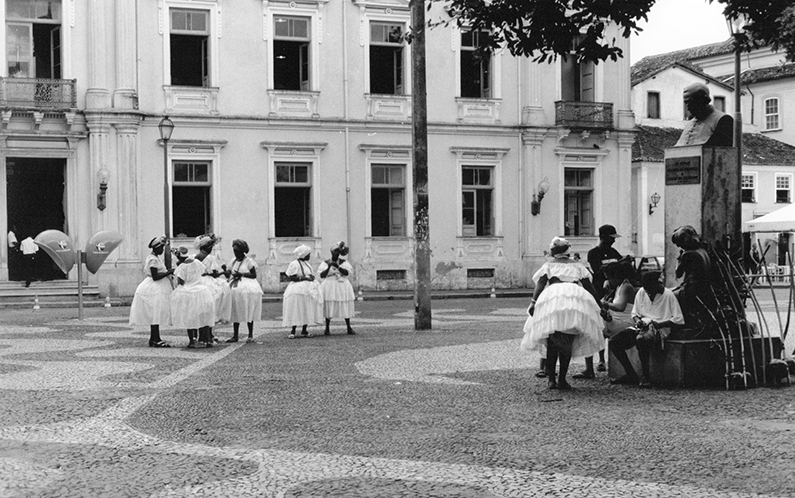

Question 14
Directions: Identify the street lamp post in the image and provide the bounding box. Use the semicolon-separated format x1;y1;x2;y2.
727;14;747;256
158;116;175;269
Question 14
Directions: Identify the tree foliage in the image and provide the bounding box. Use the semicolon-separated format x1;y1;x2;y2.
431;0;795;62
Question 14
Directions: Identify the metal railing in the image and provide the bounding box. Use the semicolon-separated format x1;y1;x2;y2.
554;101;613;129
0;77;77;109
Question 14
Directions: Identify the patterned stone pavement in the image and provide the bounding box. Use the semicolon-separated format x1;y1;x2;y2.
0;300;793;497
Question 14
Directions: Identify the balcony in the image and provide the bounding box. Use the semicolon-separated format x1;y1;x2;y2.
554;101;613;130
0;77;77;110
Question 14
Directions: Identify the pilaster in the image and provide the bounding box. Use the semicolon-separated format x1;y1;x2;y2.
113;118;142;262
114;0;138;109
86;0;111;110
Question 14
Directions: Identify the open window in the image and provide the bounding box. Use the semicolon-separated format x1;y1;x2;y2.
371;164;406;237
6;0;61;79
273;15;310;91
369;22;405;95
274;162;312;237
169;8;209;87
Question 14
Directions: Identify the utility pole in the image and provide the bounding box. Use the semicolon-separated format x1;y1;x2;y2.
410;0;431;330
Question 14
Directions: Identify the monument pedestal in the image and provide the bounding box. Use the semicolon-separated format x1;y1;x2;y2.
663;146;740;283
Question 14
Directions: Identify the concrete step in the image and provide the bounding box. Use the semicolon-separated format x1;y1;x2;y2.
0;280;110;309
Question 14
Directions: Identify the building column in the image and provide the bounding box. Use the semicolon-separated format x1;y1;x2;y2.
522;130;548;256
114;0;138;109
86;0;111;110
614;34;635;130
114;119;142;261
85;115;112;239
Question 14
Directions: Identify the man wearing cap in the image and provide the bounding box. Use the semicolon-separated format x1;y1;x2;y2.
576;224;624;378
675;83;733;147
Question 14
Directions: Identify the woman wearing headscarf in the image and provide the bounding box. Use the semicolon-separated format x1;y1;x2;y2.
282;244;323;338
194;234;231;342
170;250;215;348
129;236;174;347
225;239;263;343
318;241;356;335
521;236;604;390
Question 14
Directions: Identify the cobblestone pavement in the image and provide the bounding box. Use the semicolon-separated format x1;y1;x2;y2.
0;298;793;497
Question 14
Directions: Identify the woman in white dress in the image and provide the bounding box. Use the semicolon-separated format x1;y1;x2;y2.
171;252;215;348
129;236;174;348
318;241;356;336
282;244;323;338
521;236;604;390
225;239;263;343
191;234;230;344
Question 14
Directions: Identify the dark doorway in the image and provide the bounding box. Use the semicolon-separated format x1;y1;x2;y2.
6;157;67;282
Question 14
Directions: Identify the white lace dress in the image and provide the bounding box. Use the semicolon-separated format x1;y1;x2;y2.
227;257;264;323
129;254;172;326
170;259;215;329
520;260;604;358
282;259;324;326
318;259;355;319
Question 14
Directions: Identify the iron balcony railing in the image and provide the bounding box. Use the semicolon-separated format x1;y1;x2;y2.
0;77;77;110
554;101;613;129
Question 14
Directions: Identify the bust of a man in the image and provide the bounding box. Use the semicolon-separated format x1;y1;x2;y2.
675;83;734;147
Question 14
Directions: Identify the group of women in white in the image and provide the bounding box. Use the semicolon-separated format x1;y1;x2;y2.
128;235;263;348
129;236;356;347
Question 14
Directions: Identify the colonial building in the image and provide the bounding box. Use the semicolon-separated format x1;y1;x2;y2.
630;40;795;262
0;0;635;296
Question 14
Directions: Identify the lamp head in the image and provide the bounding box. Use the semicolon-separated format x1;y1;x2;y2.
158;116;175;141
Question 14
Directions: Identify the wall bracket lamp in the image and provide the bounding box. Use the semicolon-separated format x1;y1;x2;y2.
97;168;109;211
649;192;661;215
531;177;550;216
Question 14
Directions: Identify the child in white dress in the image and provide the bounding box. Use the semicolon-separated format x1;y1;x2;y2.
225;239;263;343
171;253;215;348
318;241;356;335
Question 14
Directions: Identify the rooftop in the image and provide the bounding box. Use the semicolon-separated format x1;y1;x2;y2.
631;39;736;86
632;125;795;166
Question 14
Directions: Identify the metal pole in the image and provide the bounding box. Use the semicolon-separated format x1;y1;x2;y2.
163;137;172;270
734;42;743;254
411;0;431;330
77;250;83;320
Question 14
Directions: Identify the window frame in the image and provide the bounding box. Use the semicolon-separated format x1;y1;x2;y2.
3;0;65;79
370;163;407;237
162;1;219;88
764;97;781;131
459;28;493;99
171;160;212;238
450;147;507;239
461;165;495;237
741;173;757;203
646;91;660;119
713;95;726;113
362;9;411;96
563;167;595;237
273;161;313;237
265;4;321;92
775;173;792;204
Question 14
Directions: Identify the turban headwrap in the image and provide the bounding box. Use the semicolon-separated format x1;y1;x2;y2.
549;236;570;258
148;235;167;249
293;245;311;259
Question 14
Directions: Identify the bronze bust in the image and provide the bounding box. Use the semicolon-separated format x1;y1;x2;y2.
675;83;734;147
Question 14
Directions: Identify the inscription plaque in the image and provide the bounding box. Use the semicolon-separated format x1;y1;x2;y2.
665;156;701;185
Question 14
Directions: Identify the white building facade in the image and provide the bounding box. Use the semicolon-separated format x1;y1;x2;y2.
0;0;635;296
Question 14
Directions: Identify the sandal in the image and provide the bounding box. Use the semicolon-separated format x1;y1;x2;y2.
149;340;171;348
288;334;296;339
246;337;255;343
187;340;197;349
572;371;595;379
535;370;548;378
226;337;239;343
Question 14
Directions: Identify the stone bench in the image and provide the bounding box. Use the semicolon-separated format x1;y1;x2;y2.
608;335;783;387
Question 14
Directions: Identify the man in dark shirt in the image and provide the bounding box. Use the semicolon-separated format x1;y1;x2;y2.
575;224;623;378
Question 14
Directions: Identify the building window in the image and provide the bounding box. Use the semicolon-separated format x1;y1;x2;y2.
764;98;780;130
172;161;212;237
275;162;312;237
741;174;756;203
371;164;406;237
460;29;491;99
273;15;310;91
560;37;594;102
370;22;404;95
564;169;594;236
462;166;493;236
170;8;209;87
6;0;61;79
713;96;726;113
776;175;791;203
647;91;660;119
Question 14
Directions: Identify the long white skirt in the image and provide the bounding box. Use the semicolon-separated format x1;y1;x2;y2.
170;284;215;329
282;280;324;326
202;275;232;323
129;277;172;326
321;279;355;319
229;277;263;323
520;282;604;358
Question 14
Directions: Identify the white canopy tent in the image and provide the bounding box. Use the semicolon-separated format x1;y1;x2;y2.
743;203;795;233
